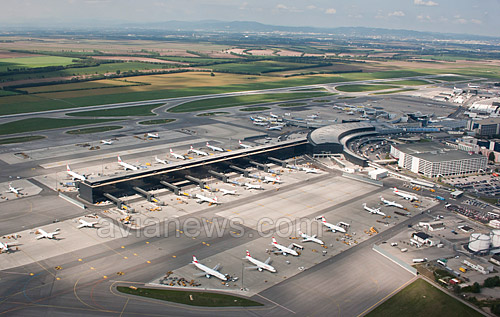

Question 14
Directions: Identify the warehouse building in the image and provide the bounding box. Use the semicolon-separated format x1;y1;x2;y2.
390;142;487;178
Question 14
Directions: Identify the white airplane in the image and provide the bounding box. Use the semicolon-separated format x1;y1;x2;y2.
189;146;208;156
239;140;252;149
363;203;386;216
317;216;346;233
393;187;418;201
77;219;98;229
0;242;16;253
301;167;320;174
267;125;284;131
100;139;113;145
117;156;139;171
170;149;186;160
155;156;168;165
243;250;276;273
270;112;279;119
298;230;324;245
7;183;22;195
206;142;224;152
253;121;268;126
146;132;159;139
195;193;220;205
262;175;282;184
380;196;404;209
219;188;237;195
250;116;263;122
244;183;264;190
66;164;86;181
35;228;60;240
191;255;227;281
270;237;300;256
468;83;480;89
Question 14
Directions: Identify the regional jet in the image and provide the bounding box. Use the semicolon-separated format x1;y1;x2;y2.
269;112;279;119
146;133;159;139
298;230;324;245
189;146;208;156
219;188;237;196
239;140;252;149
262;175;282;184
363;203;386;216
0;242;16;253
117;156;139;171
155;156;168;165
393;188;418;201
100;139;113;145
270;237;301;256
301;167;320;174
380;196;404;209
244;183;264;190
317;216;346;233
77;219;98;229
195;193;220;205
170;149;186;160
253;121;268;126
35;228;60;240
7;183;22;195
243;250;276;273
66;164;86;181
250;116;263;122
206;142;224;152
191;255;227;281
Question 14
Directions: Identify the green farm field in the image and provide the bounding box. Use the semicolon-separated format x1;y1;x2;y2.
202;60;318;74
0;56;77;72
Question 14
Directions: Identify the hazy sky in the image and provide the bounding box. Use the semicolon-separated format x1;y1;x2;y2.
1;0;498;37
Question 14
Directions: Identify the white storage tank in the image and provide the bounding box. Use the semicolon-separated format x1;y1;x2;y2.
469;233;491;253
490;230;500;248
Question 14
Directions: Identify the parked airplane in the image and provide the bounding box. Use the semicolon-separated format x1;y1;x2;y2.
206;142;224;152
301;167;320;174
250;116;263;122
253;121;268;126
317;216;346;233
269;112;279;119
170;149;186;160
195;193;220;205
66;164;86;181
270;237;301;256
468;83;480;89
243;250;276;272
380;196;404;209
117;156;139;171
262;175;282;184
219;188;237;196
155;156;168;165
77;219;98;228
191;255;227;280
298;230;324;245
35;228;60;240
0;242;16;253
100;139;113;145
244;183;264;190
147;132;159;139
267;125;284;131
239;140;252;149
7;183;22;195
189;146;208;156
363;203;386;216
393;187;418;201
307;113;319;119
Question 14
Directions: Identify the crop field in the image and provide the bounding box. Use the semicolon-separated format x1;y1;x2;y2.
159;57;236;65
0;56;77;72
68;103;164;117
367;279;482;317
169;91;332;113
335;84;400;92
0;118;121;135
0;135;46;145
22;79;141;93
202;60;319;74
0;90;19;96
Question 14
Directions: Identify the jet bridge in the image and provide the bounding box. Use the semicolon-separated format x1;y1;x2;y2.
185;175;205;188
229;165;249;177
268;157;287;167
160;181;180;196
133;186;163;205
103;193;134;212
249;160;269;172
208;170;228;183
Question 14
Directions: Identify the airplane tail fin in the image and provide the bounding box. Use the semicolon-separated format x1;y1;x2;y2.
170;149;173;153
272;237;277;244
246;250;251;257
192;255;198;263
117;156;122;162
206;142;210;147
67;164;71;171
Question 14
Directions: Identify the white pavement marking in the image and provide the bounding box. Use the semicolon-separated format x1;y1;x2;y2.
254;293;296;314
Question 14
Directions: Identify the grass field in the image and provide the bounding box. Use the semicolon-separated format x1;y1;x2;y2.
169;92;331;113
0;135;46;145
117;287;263;307
66;125;123;134
240;106;271;112
0;90;19;96
23;79;141;94
138;118;176;125
68;104;164;117
367;279;482;317
202;60;318;74
377;79;430;85
337;96;355;99
432;75;471;82
278;102;307;107
335;84;400;92
196;112;230;116
0;118;120;135
371;88;417;95
0;56;77;72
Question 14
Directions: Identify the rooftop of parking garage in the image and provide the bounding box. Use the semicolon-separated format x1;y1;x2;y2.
412;150;486;162
308;122;375;145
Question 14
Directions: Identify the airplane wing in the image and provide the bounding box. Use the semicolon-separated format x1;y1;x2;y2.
193;272;208;277
245;266;260;270
35;235;44;240
287;243;295;249
77;224;85;229
264;257;272;265
212;263;220;271
302;238;312;242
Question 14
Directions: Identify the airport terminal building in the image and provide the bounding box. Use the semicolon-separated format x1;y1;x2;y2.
391;142;487;178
